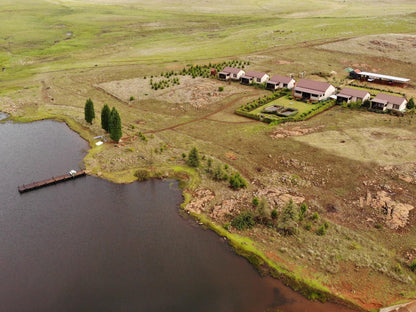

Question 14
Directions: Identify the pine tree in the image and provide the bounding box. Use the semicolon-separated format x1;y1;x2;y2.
101;104;111;132
109;107;122;142
407;98;415;110
84;98;95;124
187;147;200;167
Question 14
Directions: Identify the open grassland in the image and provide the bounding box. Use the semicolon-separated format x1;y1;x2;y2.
0;0;415;81
294;126;416;165
1;0;416;311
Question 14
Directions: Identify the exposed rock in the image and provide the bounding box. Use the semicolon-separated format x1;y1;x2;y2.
185;189;215;214
369;191;414;229
210;199;236;219
271;124;325;139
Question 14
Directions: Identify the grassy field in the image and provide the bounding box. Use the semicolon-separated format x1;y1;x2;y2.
1;1;416;311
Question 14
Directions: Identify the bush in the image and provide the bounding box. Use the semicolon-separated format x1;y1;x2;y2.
255;197;269;222
229;172;248;189
312;212;320;221
277;200;299;235
407;98;415;110
212;164;228;181
231;211;255;230
135;169;150;181
316;224;326;236
299;202;308;220
410;260;416;272
252;197;259;206
129;96;135;101
218;86;224;92
271;209;278;219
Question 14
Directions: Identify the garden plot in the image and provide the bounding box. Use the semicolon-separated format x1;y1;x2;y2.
96;76;245;109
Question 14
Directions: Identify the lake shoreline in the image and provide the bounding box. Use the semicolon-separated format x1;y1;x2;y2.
2;112;367;312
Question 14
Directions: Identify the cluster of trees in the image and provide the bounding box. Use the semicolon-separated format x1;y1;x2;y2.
83;99;122;142
149;77;180;90
230;199;329;236
101;104;122;142
145;60;250;81
183;147;247;190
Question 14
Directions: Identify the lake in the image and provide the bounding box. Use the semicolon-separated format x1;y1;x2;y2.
0;120;357;312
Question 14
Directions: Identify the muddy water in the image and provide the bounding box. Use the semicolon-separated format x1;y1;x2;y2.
0;120;357;312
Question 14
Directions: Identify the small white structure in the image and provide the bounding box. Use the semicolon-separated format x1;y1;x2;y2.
266;75;295;90
218;67;245;81
293;79;336;101
69;170;77;176
241;71;269;85
371;93;407;112
336;87;371;104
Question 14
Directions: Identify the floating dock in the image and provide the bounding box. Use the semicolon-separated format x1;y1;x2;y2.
18;170;86;193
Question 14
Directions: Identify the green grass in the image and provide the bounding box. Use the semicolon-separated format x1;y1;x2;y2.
0;0;415;82
252;97;316;116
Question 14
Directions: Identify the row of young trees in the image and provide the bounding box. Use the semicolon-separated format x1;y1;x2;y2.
84;98;122;142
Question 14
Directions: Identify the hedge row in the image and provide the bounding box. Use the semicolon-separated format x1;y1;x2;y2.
236;90;335;124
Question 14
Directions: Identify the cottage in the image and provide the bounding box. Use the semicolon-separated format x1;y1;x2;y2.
371;93;407;112
241;71;269;85
266;75;295;90
293;79;336;101
218;67;245;81
336;87;371;104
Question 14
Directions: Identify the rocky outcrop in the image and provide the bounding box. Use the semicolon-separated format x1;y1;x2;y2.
365;191;414;229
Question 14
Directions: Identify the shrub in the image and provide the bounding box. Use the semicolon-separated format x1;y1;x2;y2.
312;212;320;221
271;209;278;219
304;223;312;231
277;200;299;235
212;164;228;181
135;169;150;181
407;98;415;110
252;197;259;206
393;263;403;275
231;211;255;230
218;86;224;92
299;202;308;220
255;197;269;222
410;260;416;272
316;224;326;236
229;172;248;189
129;96;135;101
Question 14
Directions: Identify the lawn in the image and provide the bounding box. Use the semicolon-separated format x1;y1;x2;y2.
252;96;318;116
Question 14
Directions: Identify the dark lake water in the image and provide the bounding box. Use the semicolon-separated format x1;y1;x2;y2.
0;120;357;312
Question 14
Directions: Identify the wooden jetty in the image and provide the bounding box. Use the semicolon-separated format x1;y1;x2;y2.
18;170;86;193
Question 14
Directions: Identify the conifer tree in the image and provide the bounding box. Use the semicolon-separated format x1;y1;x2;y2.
109;107;122;142
187;147;200;167
101;104;111;132
84;98;95;124
407;98;415;110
